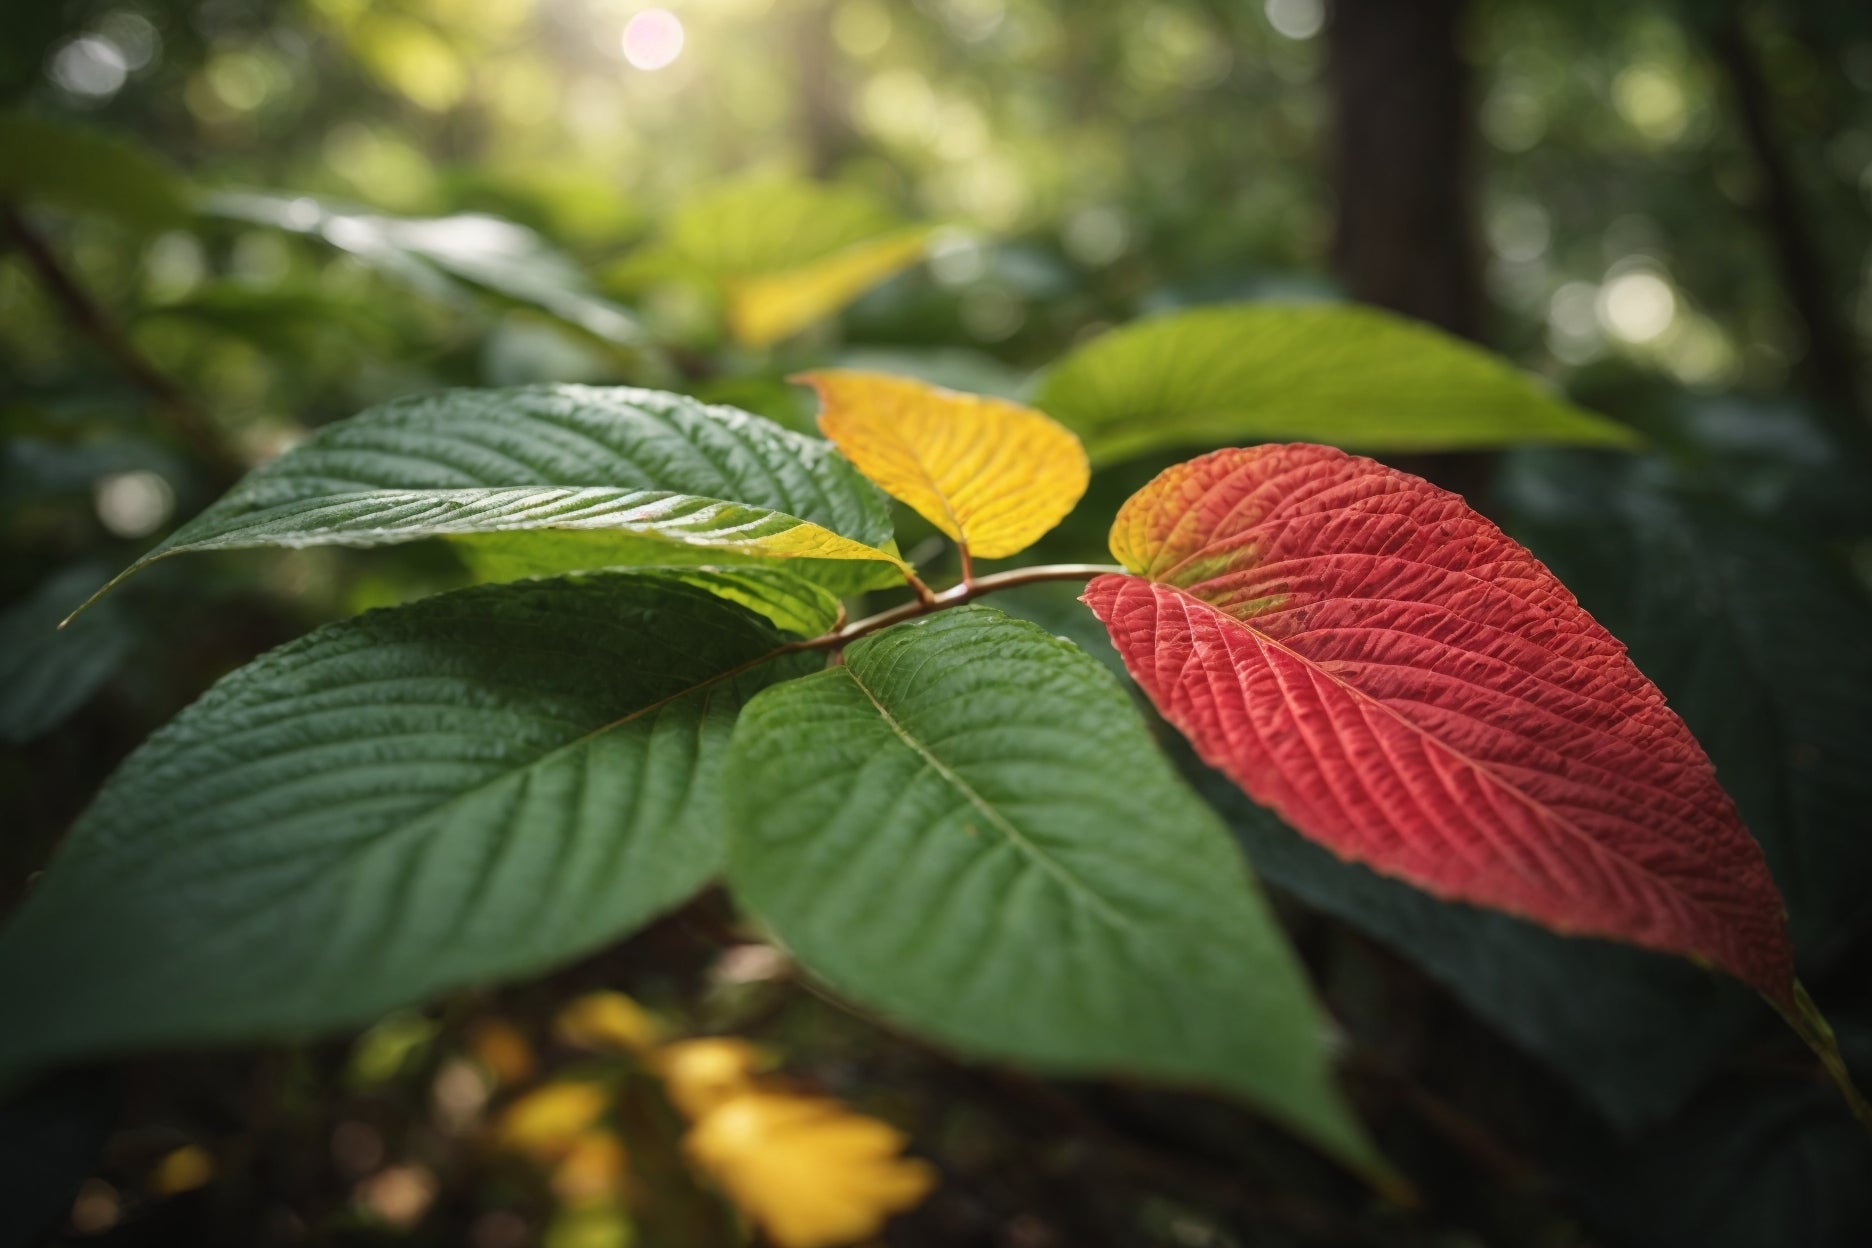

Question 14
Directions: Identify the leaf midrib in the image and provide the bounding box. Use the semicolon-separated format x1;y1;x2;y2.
839;662;1137;935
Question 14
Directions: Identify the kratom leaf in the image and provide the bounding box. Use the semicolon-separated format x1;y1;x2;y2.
206;192;645;346
82;384;907;614
460;559;843;640
0;573;813;1074
1032;303;1640;464
729;228;933;348
797;371;1089;560
724;607;1392;1183
1082;444;1795;1006
0;111;193;231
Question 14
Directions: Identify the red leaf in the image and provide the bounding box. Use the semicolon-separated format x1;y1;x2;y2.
1082;443;1794;1004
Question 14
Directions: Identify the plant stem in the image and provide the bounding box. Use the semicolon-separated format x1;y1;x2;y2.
1784;981;1872;1135
798;562;1124;653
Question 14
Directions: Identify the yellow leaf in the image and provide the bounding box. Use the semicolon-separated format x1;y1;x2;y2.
655;1038;768;1121
729;228;933;348
497;1081;611;1158
798;371;1090;560
467;1018;537;1087
553;991;661;1057
684;1092;936;1248
552;1130;632;1207
148;1145;215;1196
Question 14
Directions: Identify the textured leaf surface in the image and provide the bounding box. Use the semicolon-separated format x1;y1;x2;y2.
1504;452;1872;960
1082;443;1794;1003
95;385;905;607
729;228;933;348
459;561;843;639
0;573;812;1074
799;371;1089;560
1032;303;1639;464
724;607;1388;1180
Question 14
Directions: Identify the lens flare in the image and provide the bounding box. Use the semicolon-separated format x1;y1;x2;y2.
622;10;685;72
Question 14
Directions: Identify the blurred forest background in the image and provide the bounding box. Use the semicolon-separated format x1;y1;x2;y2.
3;0;1871;1246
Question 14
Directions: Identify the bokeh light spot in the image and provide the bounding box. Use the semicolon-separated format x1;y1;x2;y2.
623;10;685;72
1598;270;1677;343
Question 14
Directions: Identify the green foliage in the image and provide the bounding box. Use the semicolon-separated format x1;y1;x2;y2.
0;111;191;230
0;565;134;744
1033;303;1641;463
207;192;647;349
0;572;811;1073
723;607;1386;1179
100;384;905;606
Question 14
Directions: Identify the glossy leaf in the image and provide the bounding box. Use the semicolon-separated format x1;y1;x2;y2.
85;385;907;613
0;573;813;1075
1082;443;1794;1005
207;192;645;347
724;607;1391;1182
798;371;1089;560
730;228;933;348
1032;303;1640;464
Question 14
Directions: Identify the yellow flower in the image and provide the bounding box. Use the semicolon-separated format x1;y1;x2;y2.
496;1080;610;1159
467;1017;537;1087
655;1038;768;1121
684;1092;936;1248
551;1130;631;1207
553;991;662;1057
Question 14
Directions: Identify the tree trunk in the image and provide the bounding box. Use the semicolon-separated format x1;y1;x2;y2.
1327;0;1482;340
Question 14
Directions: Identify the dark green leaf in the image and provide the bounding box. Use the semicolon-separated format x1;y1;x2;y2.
0;565;136;744
724;607;1391;1182
88;384;905;613
0;573;812;1074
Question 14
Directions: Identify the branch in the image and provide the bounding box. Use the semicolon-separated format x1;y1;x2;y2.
796;563;1125;654
1;205;240;481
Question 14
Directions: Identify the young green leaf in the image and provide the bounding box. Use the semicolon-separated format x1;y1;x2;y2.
0;573;813;1076
1032;303;1640;463
1082;444;1794;1006
80;385;907;615
798;370;1090;560
723;607;1393;1185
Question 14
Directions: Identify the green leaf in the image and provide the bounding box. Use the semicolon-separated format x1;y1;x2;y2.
723;606;1391;1183
0;565;137;744
0;111;193;231
85;384;905;615
1031;303;1640;464
1195;764;1759;1135
461;560;843;639
205;192;646;347
0;573;813;1075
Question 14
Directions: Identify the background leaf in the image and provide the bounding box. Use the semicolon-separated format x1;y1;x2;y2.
1084;443;1794;1003
1031;303;1640;464
800;370;1088;560
0;111;192;231
103;385;906;603
206;192;645;348
723;607;1389;1182
0;572;812;1075
0;565;136;745
730;228;934;348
